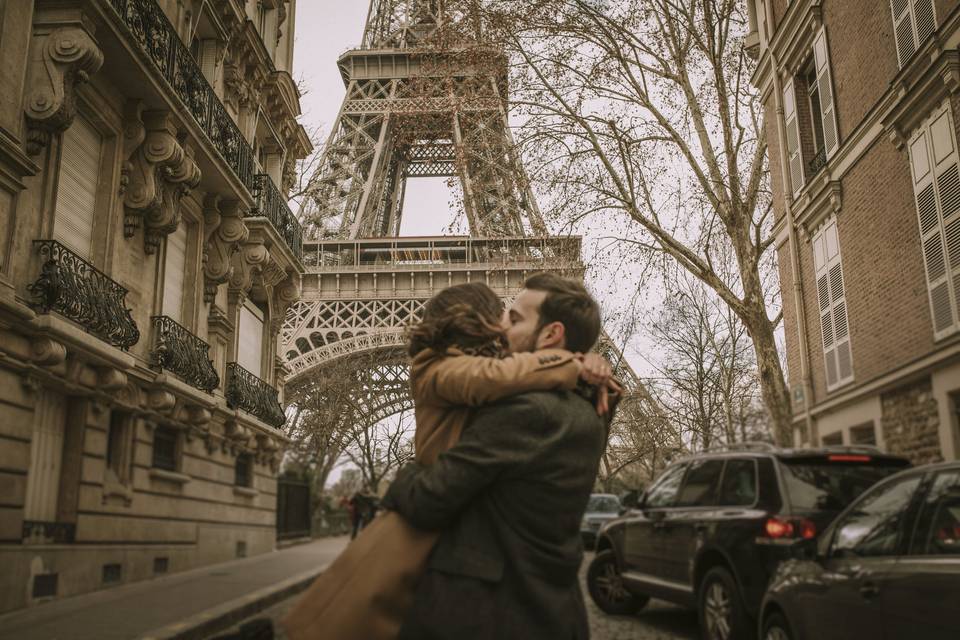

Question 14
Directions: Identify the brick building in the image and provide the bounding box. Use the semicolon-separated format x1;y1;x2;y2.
0;0;310;612
749;0;960;463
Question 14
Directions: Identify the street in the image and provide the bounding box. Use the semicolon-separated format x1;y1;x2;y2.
219;553;700;640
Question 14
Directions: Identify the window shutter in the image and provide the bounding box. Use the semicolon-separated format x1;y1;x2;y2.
891;0;937;68
54;115;102;259
198;39;218;84
238;300;265;377
910;106;960;339
813;28;839;158
162;225;188;324
814;220;854;390
783;79;803;197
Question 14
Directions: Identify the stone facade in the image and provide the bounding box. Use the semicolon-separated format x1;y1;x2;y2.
0;0;310;613
881;377;944;465
750;0;960;462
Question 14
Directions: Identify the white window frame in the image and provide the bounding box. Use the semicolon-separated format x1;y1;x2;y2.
813;218;854;391
909;102;960;340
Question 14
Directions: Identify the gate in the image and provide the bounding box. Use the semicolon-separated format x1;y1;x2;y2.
276;476;311;541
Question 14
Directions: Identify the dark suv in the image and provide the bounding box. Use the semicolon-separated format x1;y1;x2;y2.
587;444;910;640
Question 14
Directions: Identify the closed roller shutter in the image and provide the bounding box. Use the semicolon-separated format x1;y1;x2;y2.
162;224;188;325
238;299;265;377
54;114;102;259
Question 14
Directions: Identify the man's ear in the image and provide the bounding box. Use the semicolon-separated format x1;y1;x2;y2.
537;321;566;350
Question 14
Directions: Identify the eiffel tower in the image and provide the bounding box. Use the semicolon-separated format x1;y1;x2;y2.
281;0;659;442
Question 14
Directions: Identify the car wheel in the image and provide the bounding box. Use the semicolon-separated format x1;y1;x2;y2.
762;612;792;640
587;550;649;615
697;566;752;640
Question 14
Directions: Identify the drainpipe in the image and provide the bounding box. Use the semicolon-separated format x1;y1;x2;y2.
764;0;816;446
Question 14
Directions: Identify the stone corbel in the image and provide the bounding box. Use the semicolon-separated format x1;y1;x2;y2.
270;273;300;334
203;197;249;302
121;109;201;253
29;336;67;367
147;388;177;415
24;23;104;155
228;239;270;295
96;367;128;393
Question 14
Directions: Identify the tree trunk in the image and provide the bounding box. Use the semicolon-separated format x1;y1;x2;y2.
745;315;792;446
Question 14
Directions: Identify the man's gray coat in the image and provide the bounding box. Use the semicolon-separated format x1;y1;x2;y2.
382;389;608;640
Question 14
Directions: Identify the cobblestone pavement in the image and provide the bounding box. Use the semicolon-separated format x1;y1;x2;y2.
215;553;699;639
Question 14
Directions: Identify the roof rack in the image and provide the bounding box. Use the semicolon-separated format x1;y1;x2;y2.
704;441;777;454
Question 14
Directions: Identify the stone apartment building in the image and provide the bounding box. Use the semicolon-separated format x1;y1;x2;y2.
0;0;310;612
749;0;960;463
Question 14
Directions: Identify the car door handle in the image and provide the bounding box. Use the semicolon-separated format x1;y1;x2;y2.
859;582;880;599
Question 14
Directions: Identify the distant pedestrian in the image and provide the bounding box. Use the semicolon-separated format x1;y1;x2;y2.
347;492;363;540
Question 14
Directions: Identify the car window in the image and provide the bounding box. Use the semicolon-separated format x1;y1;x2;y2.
586;496;621;513
675;459;724;507
910;470;960;556
718;458;758;506
645;463;687;508
831;474;922;558
780;458;908;513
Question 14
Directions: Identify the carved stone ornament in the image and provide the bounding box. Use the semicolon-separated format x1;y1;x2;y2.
203;197;249;302
229;239;270;294
121;106;202;253
24;26;104;155
29;337;67;367
270;273;300;333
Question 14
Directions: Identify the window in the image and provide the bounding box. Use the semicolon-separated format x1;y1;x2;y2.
151;426;179;471
781;458;909;513
105;411;134;486
162;224;189;325
55;113;103;259
813;219;853;390
238;299;265;377
850;423;877;446
675;459;724;507
821;431;843;446
910;470;960;556
718;459;757;506
235;454;253;487
890;0;937;68
908;104;960;339
783;27;838;195
645;463;687;508
831;474;922;557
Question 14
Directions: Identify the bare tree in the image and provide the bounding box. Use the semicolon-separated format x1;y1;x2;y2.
649;269;769;452
342;409;415;494
478;0;789;443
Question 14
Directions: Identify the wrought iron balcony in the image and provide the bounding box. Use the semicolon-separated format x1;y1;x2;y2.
108;0;256;193
807;148;827;177
150;316;220;392
27;240;140;350
225;363;286;428
250;174;304;262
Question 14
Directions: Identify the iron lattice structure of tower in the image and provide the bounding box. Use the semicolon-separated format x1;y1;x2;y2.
282;1;666;452
299;0;547;239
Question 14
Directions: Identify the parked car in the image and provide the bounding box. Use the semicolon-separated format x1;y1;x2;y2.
581;493;623;548
587;444;911;640
760;461;960;640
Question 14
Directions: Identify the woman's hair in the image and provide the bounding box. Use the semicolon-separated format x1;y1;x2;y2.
407;282;505;358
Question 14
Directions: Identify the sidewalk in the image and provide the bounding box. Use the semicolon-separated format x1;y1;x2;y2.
0;537;349;640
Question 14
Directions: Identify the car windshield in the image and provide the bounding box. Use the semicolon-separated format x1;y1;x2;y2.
586;496;620;513
780;458;909;513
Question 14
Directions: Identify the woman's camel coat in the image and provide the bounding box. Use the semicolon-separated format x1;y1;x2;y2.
280;347;581;640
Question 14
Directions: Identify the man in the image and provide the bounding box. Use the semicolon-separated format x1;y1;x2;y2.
382;273;612;640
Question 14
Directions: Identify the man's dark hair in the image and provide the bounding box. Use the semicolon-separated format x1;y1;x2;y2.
524;273;601;353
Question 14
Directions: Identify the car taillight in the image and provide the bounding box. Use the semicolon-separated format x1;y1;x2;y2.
827;454;871;462
764;517;816;540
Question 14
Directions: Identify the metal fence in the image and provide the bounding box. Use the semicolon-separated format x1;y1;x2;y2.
276;477;312;541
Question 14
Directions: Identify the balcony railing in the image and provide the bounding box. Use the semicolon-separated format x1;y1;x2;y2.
27;241;140;350
250;174;304;262
807;148;827;177
150;316;220;392
225;363;286;427
110;0;268;190
302;236;583;271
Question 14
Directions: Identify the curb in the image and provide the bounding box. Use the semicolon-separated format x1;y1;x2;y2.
139;566;325;640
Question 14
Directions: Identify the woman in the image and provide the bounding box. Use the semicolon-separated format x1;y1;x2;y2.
281;282;614;640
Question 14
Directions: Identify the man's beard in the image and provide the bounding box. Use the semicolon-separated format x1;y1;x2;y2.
510;330;539;355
